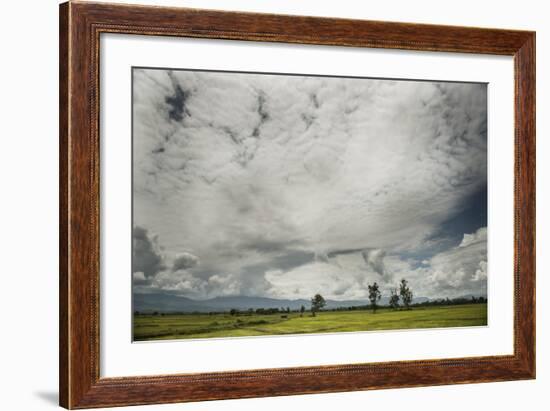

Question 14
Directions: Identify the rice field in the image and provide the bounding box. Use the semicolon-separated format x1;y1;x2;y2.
133;303;487;341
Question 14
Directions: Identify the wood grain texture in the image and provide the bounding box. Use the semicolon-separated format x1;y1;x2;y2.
514;34;536;374
59;2;69;407
59;1;536;408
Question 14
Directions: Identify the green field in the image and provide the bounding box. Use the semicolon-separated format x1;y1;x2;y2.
133;303;487;341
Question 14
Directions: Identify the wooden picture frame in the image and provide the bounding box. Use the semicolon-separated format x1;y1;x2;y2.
59;1;535;408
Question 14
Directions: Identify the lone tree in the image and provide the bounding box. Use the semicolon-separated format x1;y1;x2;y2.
389;288;400;309
367;282;382;313
310;294;326;317
300;305;306;317
399;279;413;310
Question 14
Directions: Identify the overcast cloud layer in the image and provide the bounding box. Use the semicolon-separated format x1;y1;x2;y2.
132;68;487;301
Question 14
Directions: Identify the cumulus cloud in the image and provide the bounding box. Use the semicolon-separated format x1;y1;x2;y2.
132;226;165;278
172;252;199;271
472;260;488;282
152;270;205;294
132;271;149;285
459;226;487;248
149;269;244;299
410;227;488;297
132;68;487;300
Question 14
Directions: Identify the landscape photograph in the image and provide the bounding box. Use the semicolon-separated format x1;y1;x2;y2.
132;68;488;342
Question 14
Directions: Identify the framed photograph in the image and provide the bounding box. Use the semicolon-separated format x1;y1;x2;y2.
59;1;535;408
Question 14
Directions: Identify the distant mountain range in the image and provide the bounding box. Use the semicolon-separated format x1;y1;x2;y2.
133;293;430;313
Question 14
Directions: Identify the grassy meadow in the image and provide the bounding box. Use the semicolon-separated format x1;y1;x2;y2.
133;303;487;341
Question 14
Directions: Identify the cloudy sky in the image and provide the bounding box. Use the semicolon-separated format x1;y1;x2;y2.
132;68;487;301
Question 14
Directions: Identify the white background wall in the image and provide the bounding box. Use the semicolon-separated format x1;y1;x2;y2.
0;0;547;410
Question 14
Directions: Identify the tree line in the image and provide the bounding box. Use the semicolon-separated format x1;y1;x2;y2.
134;279;486;317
